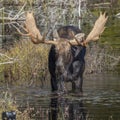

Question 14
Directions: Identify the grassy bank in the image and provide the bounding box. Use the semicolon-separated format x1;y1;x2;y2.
0;38;119;86
0;91;32;119
0;40;50;86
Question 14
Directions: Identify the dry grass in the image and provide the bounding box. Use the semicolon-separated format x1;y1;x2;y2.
0;39;118;86
0;39;50;86
0;91;32;120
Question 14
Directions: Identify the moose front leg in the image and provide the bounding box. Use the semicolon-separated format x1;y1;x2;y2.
68;59;85;93
71;76;83;95
57;76;67;93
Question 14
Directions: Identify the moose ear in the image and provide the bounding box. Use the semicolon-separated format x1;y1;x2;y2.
75;33;85;42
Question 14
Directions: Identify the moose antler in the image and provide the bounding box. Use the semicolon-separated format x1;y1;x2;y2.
69;12;108;46
16;11;57;45
16;11;108;46
25;11;44;44
16;11;43;44
84;12;108;44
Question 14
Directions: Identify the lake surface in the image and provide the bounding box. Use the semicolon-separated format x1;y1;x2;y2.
1;73;119;120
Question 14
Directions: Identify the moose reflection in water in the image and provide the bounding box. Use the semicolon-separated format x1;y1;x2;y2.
17;11;108;93
49;96;87;120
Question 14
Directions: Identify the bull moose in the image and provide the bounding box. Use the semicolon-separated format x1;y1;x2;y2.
17;12;108;93
48;26;86;92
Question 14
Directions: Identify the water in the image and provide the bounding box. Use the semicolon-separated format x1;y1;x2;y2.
1;73;119;120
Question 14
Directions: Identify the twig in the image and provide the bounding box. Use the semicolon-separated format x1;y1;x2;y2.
11;24;30;36
46;9;67;38
0;7;4;11
99;53;120;61
0;17;25;21
0;53;17;60
13;2;26;19
0;61;17;65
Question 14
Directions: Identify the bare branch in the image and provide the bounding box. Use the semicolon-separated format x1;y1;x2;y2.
0;53;19;65
0;53;16;60
11;24;30;36
0;61;17;65
13;2;26;19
